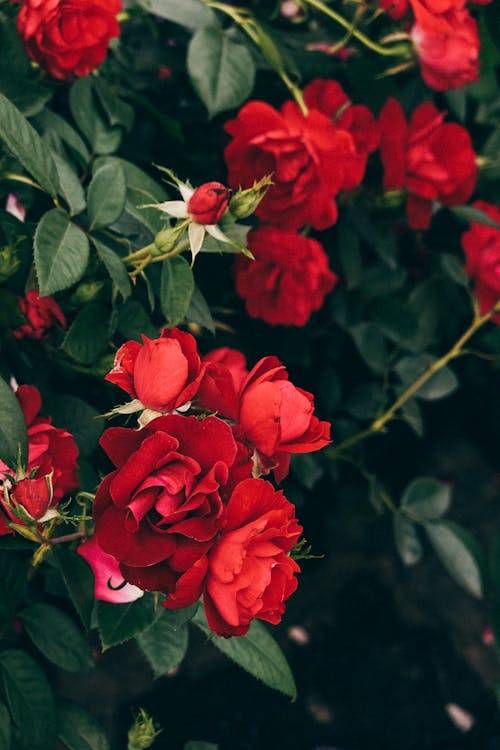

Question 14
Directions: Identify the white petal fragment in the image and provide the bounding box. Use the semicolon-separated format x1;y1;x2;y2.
188;222;206;264
154;200;188;218
179;183;195;202
205;224;232;244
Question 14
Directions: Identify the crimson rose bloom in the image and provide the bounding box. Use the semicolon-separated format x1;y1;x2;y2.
234;226;338;327
93;415;237;604
15;0;121;80
409;3;479;91
461;201;500;322
224;78;378;230
379;98;476;229
106;327;206;414
201;478;302;637
187;182;229;225
13;290;66;340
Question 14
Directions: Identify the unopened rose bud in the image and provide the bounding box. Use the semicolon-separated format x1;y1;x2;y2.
0;245;20;282
228;176;273;219
153;222;186;254
187;181;229;224
127;709;161;750
11;474;56;523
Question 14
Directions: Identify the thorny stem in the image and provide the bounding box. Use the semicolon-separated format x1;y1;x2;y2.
328;301;500;459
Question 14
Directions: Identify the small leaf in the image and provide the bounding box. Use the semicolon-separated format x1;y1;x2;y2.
424;520;484;598
54;546;94;631
20;603;93;672
69;78;121;155
0;91;59;196
0;376;28;470
187;285;215;333
393;514;422;566
395;354;459;401
187;28;256;118
34;208;89;296
139;0;217;28
438;254;469;287
93;239;131;300
87;164;127;231
96;596;157;650
450;205;500;229
137;611;188;678
193;611;297;699
400;398;424;437
160;256;195;326
401;477;451;521
58;701;110;750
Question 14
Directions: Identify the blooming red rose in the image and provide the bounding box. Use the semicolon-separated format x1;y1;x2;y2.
187;182;229;225
13;290;66;340
201;478;302;637
461;201;500;321
409;3;479;91
15;0;122;80
224;79;377;230
203;347;248;394
93;415;237;604
78;536;144;604
379;98;476;229
234;226;338;327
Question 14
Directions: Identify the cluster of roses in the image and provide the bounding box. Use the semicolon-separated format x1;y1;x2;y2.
381;0;490;91
79;328;330;637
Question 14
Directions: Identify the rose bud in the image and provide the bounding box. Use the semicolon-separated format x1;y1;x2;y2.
228;176;273;219
11;474;56;523
187;182;229;225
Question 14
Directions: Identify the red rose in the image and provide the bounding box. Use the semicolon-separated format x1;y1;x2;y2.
0;385;79;501
234;226;338;327
16;0;121;80
105;327;206;414
461;201;500;321
11;475;53;522
77;537;144;604
13;290;66;340
224;79;377;231
187;182;229;225
203;347;248;394
380;0;409;19
409;3;479;91
379;98;476;229
201;478;302;637
93;415;237;604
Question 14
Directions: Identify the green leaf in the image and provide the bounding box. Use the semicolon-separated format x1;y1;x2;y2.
69;78;121;155
137;611;189;678
193;611;297;700
438;254;469;287
350;322;388;374
184;743;218;750
117;300;157;341
20;603;93;673
0;650;56;750
395;354;458;401
45;394;103;458
54;546;94;631
96;596;157;650
92;239;131;300
160;256;195;326
52;152;86;215
187;28;256;118
346;382;385;420
444;89;466;122
87;164;127;231
34;208;89;296
0;77;51;118
490;532;500;593
424;520;484;598
400;398;424;438
0;551;28;622
138;0;217;29
450;205;500;229
401;477;451;521
393;514;422;567
58;701;110;750
337;221;362;290
0;701;11;750
187;285;215;333
62;303;110;365
0;91;59;196
37;109;90;166
93;78;134;130
369;297;418;347
291;453;324;490
0;377;28;470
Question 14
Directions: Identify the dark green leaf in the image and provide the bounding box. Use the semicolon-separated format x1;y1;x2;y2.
424;520;484;598
34;208;89;296
0;91;59;196
444;89;466;122
0;701;11;750
393;514;422;566
187;28;256;118
69;79;121;154
193;611;297;699
0;376;28;470
160;256;195;326
291;453;324;490
44;394;103;458
96;595;157;650
116;300;157;341
0;551;28;621
137;611;189;678
52;152;86;215
186;285;215;333
369;297;418;347
401;477;451;520
400;398;424;437
0;650;56;750
20;603;93;672
184;743;218;750
58;700;110;750
346;382;385;420
359;265;407;299
62;303;110;365
0;77;51;118
395;355;458;401
93;78;134;130
350;322;388;374
438;254;469;287
337;221;362;290
54;546;94;631
450;205;500;229
87;164;127;231
490;532;500;593
92;239;131;300
37;109;90;166
139;0;217;29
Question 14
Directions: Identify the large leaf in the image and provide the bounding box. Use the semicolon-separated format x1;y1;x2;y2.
0;91;59;196
20;603;93;673
193;612;297;699
62;303;110;365
187;27;256;118
116;299;157;341
401;477;451;521
96;596;157;650
160;256;195;326
424;521;484;598
54;546;94;631
52;152;86;215
0;376;28;470
87;163;127;230
137;610;189;678
69;78;121;154
45;394;103;458
0;650;56;750
58;701;109;750
34;208;89;295
186;284;215;333
138;0;217;29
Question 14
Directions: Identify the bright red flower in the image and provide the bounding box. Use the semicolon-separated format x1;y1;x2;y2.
201;479;302;637
409;3;479;91
15;0;122;80
78;537;144;604
11;474;53;522
379;98;476;229
93;415;237;604
380;0;409;19
203;347;248;394
187;182;229;225
13;290;66;340
224;79;378;231
461;201;500;322
234;226;338;327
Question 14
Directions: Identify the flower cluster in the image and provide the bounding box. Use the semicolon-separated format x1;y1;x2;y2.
85;328;330;636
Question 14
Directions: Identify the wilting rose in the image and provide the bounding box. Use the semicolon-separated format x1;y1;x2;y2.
461;201;500;321
234;226;338;327
187;182;229;224
202;479;302;637
78;537;144;604
14;290;66;340
15;0;122;80
379;98;476;229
